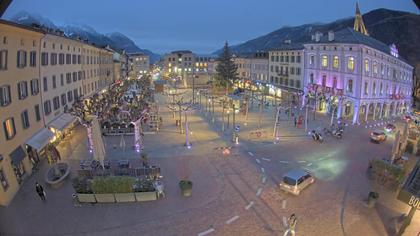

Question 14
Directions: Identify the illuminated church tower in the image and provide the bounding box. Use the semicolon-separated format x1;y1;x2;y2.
353;2;369;36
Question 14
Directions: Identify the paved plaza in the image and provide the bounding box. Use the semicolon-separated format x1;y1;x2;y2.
0;89;419;236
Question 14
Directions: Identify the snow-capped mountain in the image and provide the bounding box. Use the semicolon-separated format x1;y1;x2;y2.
8;11;160;63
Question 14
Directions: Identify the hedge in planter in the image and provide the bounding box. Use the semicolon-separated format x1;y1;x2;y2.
179;180;193;197
91;176;136;194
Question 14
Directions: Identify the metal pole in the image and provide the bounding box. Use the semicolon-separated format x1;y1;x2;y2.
172;94;175;118
313;91;317;120
258;94;263;129
227;112;230;128
305;104;308;132
232;104;236;130
192;75;195;104
222;101;225;132
179;104;183;134
185;111;190;147
212;96;215;123
273;106;280;138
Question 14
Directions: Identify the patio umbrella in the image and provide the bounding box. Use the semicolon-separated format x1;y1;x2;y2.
119;134;126;152
391;130;400;163
92;116;106;167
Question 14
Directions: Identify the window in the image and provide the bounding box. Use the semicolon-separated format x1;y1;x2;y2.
364;59;369;73
67;91;73;102
44;100;51;115
275;56;279;62
296;55;301;63
29;51;36;67
3;118;16;140
43;77;48;92
0;169;9;191
289;79;294;87
66;54;71;64
60;74;64;86
310;73;314;84
280;56;284;62
291;56;295;63
309;55;315;65
379;83;383;95
52;75;57;89
34;105;41;121
290;67;295;75
322;75;326;87
53;96;60;110
321;55;328;67
72;54;76;64
372;82;376;95
73;72;77;82
61;94;67;106
381;63;384;75
59;53;64;65
77;55;81;64
275;66;279;72
17;81;28;100
296;67;301;75
30;79;39;95
270;56;274;62
78;71;82;81
66;73;71;84
0;85;11;106
347;57;354;70
17;50;27;68
333;56;339;69
51;53;57;65
21;110;30;129
0;50;7;70
296;80;301;88
285;56;289;62
364;81;369;95
270;66;273;72
73;89;78;101
41;52;48;66
373;62;378;74
333;77;337;89
347;79;353;92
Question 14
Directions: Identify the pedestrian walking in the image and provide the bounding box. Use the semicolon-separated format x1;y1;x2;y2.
35;182;46;201
283;213;297;236
294;117;297;127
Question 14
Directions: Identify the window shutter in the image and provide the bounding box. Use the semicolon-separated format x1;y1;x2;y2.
17;82;21;99
0;87;3;105
16;51;20;67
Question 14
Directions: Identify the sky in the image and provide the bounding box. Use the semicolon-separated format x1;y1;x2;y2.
3;0;419;54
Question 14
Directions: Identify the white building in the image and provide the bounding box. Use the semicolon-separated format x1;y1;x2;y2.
303;29;413;124
128;52;150;76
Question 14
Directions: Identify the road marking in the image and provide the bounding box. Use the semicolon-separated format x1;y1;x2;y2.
298;160;306;163
307;163;313;167
256;188;263;197
248;152;254;156
279;160;289;164
283;216;287;227
261;167;265;173
282;200;287;209
226;215;240;224
255;158;261;164
245;201;254;210
262;176;267;184
198;228;215;236
262;158;271;162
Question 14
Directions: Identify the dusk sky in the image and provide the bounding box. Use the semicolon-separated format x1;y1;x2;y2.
3;0;419;54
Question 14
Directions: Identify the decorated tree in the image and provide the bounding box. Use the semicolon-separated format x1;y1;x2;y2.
215;41;238;94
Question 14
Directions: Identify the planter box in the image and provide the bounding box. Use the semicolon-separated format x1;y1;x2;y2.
94;193;115;203
135;192;157;201
77;193;96;203
115;193;136;202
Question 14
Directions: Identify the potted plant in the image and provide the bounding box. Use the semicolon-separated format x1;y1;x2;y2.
179;180;193;197
134;179;157;201
367;191;379;208
72;177;96;203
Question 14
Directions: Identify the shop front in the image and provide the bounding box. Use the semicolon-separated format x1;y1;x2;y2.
9;145;30;185
48;113;78;146
25;128;55;169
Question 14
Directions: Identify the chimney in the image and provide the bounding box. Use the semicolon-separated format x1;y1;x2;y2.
328;31;335;41
315;31;323;42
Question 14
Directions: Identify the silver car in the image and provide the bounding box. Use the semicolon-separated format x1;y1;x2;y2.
279;169;315;195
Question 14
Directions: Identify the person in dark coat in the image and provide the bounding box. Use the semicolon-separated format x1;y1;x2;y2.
35;182;46;201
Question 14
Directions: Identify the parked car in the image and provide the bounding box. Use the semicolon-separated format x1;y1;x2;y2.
370;130;387;143
279;169;315;195
384;123;396;133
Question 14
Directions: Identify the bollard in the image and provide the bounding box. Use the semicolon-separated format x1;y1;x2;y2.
72;193;81;207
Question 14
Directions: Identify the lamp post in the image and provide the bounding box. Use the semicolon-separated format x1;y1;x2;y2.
222;99;225;132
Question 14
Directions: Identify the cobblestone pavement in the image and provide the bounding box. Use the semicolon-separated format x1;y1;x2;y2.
0;89;418;236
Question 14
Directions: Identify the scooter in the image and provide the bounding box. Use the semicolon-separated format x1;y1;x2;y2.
311;130;324;143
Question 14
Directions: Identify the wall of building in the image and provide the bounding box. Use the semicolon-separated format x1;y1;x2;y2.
0;22;44;206
269;50;304;92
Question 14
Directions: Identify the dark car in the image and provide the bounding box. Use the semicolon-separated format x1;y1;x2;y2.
384;123;396;133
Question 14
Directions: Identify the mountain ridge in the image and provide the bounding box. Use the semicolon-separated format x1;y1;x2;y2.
213;8;419;68
7;11;160;63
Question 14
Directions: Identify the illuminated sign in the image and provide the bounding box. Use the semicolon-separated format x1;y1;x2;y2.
390;43;399;58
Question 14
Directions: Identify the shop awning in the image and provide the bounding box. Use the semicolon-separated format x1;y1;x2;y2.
48;113;77;132
26;128;54;150
10;145;26;166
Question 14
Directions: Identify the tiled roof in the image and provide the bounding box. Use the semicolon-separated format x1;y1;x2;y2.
269;43;304;51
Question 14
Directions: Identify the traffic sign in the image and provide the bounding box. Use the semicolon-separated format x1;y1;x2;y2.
235;125;240;132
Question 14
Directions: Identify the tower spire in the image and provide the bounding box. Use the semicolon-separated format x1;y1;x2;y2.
353;2;369;36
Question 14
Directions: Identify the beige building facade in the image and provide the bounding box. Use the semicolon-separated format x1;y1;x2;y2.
0;20;44;206
128;52;149;77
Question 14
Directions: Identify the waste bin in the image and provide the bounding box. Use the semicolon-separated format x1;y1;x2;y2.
367;191;379;208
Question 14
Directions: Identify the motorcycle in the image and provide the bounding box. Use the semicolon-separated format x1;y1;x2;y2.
311;130;324;143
